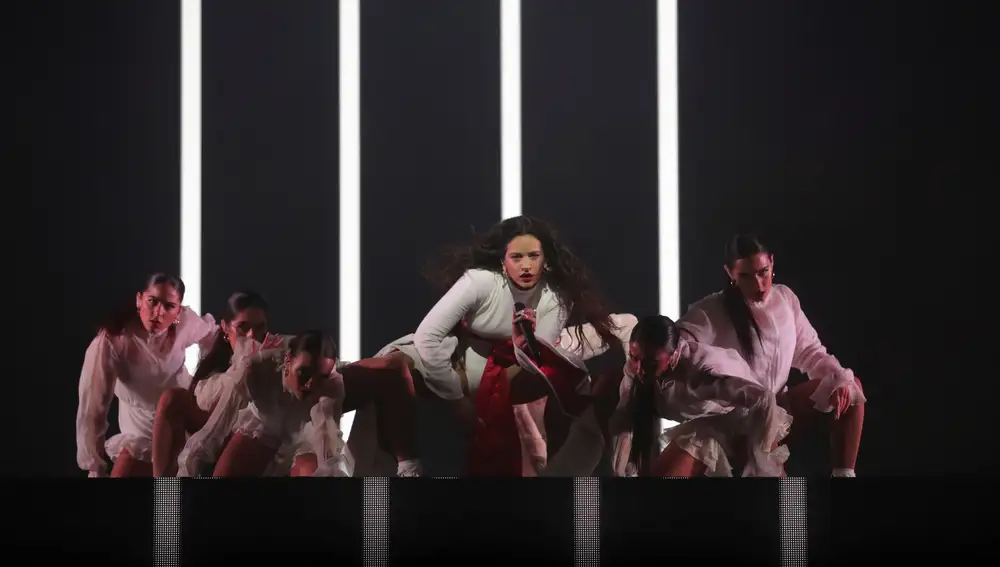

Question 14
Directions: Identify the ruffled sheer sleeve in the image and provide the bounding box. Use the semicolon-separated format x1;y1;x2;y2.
782;286;866;412
76;333;119;474
414;270;490;401
305;392;355;477
175;306;219;350
176;338;259;477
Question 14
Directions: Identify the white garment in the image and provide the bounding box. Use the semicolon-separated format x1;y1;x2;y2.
610;339;791;477
176;337;353;477
558;313;639;359
75;307;217;474
372;269;591;476
677;284;866;413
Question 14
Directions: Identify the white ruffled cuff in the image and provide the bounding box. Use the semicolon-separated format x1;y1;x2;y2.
808;370;867;413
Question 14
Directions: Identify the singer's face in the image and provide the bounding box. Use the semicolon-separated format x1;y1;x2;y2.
504;234;544;290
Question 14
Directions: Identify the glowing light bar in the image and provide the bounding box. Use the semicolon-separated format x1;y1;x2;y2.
658;0;680;433
657;0;679;321
500;0;521;219
339;0;361;440
181;0;202;373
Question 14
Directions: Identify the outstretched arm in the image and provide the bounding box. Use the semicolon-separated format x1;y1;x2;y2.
784;287;866;414
76;334;119;476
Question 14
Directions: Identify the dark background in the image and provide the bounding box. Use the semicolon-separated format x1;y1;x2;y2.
13;0;989;477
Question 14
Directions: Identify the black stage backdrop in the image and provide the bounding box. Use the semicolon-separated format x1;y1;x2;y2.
15;0;990;478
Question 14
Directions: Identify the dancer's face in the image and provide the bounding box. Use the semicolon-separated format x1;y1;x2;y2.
223;307;269;350
725;253;774;303
504;234;545;290
135;283;183;334
626;341;675;381
284;351;336;401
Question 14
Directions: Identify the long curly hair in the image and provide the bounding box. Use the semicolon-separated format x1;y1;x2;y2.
423;215;619;352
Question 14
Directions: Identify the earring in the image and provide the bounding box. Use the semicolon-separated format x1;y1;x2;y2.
729;280;736;287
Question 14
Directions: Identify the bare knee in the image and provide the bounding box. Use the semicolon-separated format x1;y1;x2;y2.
157;387;192;416
291;453;318;477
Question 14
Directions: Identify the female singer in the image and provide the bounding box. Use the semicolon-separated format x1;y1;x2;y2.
677;234;866;477
76;273;218;477
150;290;271;476
609;315;791;477
373;215;620;476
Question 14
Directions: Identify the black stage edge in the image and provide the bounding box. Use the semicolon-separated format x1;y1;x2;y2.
3;479;154;564
180;478;364;566
808;478;997;564
602;479;782;566
390;478;575;565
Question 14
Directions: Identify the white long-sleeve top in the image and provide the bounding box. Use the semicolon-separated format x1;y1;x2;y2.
75;307;217;473
610;338;791;477
177;337;352;477
414;268;578;400
677;284;866;413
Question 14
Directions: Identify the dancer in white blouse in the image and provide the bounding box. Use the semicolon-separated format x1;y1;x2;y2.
150;291;271;476
176;330;420;477
374;216;620;476
186;330;354;477
607;315;791;477
76;273;218;477
677;234;866;477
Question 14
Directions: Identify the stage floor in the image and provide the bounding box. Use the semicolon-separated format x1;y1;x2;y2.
3;478;992;565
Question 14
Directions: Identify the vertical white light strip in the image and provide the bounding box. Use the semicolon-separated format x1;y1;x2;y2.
657;0;680;320
573;477;600;567
778;478;809;567
181;0;202;373
363;477;390;567
500;0;521;219
656;0;681;437
339;0;361;440
153;478;182;567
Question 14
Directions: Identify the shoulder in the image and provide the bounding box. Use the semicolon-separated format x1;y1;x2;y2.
463;268;503;287
682;291;725;321
91;330;124;356
177;306;218;332
539;281;571;314
772;284;800;307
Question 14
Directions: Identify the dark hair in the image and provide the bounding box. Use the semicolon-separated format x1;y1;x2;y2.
722;234;769;363
287;330;338;362
98;272;186;336
192;291;270;382
627;314;679;476
423;215;619;351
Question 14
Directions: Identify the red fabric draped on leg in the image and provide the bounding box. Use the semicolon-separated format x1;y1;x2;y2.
463;331;592;476
467;340;522;477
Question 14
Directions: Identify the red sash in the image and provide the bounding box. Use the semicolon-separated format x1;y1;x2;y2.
466;338;522;476
463;329;591;476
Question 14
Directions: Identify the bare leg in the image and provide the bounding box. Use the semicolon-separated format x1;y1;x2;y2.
341;352;418;462
110;448;154;478
784;379;865;471
650;443;708;477
291;453;319;477
213;433;278;477
152;387;211;477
